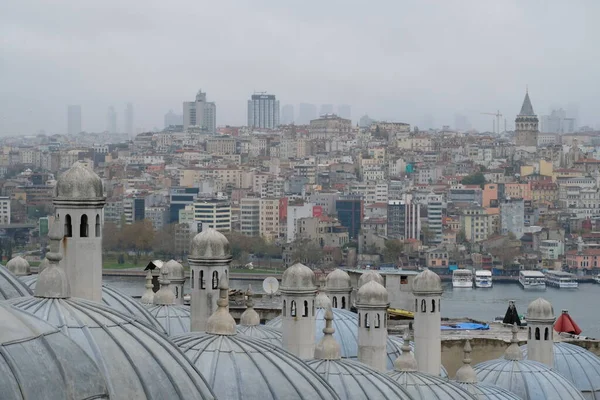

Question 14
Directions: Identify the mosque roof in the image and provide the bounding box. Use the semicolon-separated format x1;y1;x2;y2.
147;304;191;336
326;268;351;290
0;302;109;400
235;285;282;345
0;263;32;300
6;256;30;276
387;370;476;400
412;269;443;294
54;161;104;200
281;262;317;291
356;280;388;306
358;270;383;287
189;228;231;260
164;259;185;280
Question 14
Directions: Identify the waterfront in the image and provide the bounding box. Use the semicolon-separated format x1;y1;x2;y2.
103;276;600;339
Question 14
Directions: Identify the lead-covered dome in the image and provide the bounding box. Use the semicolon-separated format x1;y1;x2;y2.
412;269;442;294
358;270;384;287
327;268;351;290
526;297;555;321
21;275;164;333
0;263;32;300
147;304;191;336
190;228;231;259
6;256;30;276
8;297;215;400
281;262;317;291
521;342;600;399
164;259;185;281
356;280;388;306
54;161;104;199
388;371;476;400
0;302;109;400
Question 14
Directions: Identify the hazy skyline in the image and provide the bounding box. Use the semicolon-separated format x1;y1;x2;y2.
2;1;599;135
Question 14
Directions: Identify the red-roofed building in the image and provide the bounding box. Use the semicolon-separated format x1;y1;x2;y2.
566;248;600;272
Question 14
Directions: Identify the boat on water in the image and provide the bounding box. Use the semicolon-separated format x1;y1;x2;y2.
545;270;578;289
474;270;493;288
594;275;600;284
452;269;473;288
519;270;546;290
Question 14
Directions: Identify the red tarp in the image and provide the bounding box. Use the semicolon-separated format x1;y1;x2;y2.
554;312;582;335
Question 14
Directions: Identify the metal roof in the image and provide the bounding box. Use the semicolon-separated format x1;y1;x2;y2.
387;370;476;400
0;264;32;300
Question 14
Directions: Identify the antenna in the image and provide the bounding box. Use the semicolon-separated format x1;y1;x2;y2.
262;277;279;297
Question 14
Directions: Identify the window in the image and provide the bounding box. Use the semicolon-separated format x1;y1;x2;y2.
303;300;308;317
191;270;194;289
212;271;219;289
95;214;101;237
200;271;205;289
535;327;540;340
80;214;89;238
341;297;346;309
332;296;337;308
358;312;361;327
544;327;549;340
432;299;436;313
283;300;286;317
415;299;418;312
291;301;297;317
64;215;72;237
528;327;531;340
421;299;426;313
175;286;179;299
438;299;441;313
312;300;315;316
364;313;370;328
375;314;381;328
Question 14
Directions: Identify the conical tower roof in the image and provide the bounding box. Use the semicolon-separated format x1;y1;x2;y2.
519;90;535;116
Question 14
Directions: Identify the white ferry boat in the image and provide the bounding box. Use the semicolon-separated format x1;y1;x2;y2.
545;270;578;289
452;269;473;288
519;270;546;290
594;275;600;284
474;270;493;288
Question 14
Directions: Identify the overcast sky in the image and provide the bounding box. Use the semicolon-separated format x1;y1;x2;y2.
1;0;598;135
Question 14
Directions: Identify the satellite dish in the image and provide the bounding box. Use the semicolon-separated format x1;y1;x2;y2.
263;277;279;295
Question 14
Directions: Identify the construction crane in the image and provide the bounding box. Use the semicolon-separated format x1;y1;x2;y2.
481;110;503;134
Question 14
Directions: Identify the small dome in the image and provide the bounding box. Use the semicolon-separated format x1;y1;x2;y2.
412;269;443;294
21;275;164;333
526;298;555;321
390;334;448;378
55;161;104;199
326;269;351;290
0;302;109;400
281;262;317;291
236;325;282;346
358;270;383;287
172;333;338;400
387;370;476;400
190;228;231;259
147;304;191;336
164;259;185;280
307;358;414;400
316;291;332;308
6;256;30;276
454;382;521;400
522;342;600;398
356;280;388;306
267;308;405;369
0;263;32;300
9;297;215;399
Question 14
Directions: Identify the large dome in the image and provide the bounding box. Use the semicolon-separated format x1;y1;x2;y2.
387;370;476;400
147;304;191;336
521;342;600;399
172;333;339;400
8;297;216;400
0;263;32;300
54;161;104;199
266;307;404;369
236;324;283;345
21;275;164;333
0;302;109;400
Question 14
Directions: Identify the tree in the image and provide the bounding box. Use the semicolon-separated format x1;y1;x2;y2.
461;172;486;187
291;240;323;268
122;220;155;258
383;240;404;263
102;222;122;253
152;224;178;259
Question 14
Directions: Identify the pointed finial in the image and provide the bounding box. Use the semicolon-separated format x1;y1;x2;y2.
504;323;523;361
141;270;155;304
206;273;236;335
35;218;70;298
393;330;418;371
314;306;341;360
153;267;175;305
454;339;477;383
526;84;528;94
240;284;260;326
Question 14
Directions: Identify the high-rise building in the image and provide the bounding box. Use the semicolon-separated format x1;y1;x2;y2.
183;89;216;133
193;198;231;232
541;108;576;134
281;104;294;125
164;109;183;128
247;93;280;129
106;106;117;133
240;197;260;236
426;194;443;244
515;90;539;146
124;103;134;136
319;104;334;116
308;114;352;140
169;187;200;223
67;105;82;135
298;103;317;125
337;104;351;120
454;113;470;131
336;195;363;240
387;196;420;240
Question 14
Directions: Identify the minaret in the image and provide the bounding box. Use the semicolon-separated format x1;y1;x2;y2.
356;280;389;371
188;228;232;332
53;161;106;301
526;297;555;367
454;339;477;384
141;270;155;305
153;267;175;306
314;306;341;360
280;262;317;359
164;259;185;305
6;256;30;276
412;269;443;375
325;268;352;310
515;89;539;147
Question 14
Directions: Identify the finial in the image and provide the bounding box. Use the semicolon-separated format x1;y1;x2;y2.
35;218;70;298
504;323;523;361
526;84;528;94
153;267;175;305
393;330;417;371
240;284;260;326
141;270;155;304
454;339;477;383
314;306;341;360
206;273;236;335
